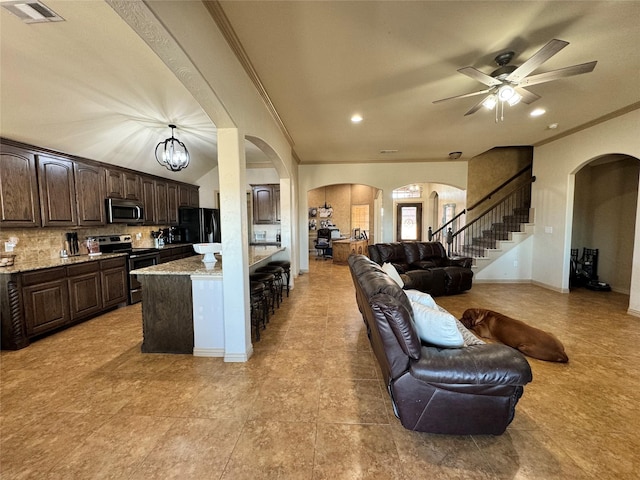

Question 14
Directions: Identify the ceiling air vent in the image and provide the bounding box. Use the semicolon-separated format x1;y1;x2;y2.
1;1;64;23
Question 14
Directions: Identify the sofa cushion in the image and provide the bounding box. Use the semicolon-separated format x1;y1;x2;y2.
402;242;421;265
370;294;421;360
417;242;447;266
382;262;404;287
410;301;464;348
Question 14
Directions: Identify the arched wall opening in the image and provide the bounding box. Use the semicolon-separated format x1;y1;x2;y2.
570;154;639;295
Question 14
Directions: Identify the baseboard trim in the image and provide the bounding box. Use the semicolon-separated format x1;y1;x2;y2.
473;279;532;284
224;347;253;363
193;347;224;357
627;308;640;318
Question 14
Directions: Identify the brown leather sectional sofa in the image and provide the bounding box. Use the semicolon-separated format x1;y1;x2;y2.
348;254;532;435
367;241;473;296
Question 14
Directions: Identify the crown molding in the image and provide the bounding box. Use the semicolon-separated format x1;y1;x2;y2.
204;1;297;157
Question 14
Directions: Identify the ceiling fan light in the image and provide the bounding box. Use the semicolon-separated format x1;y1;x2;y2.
507;92;522;106
482;95;497;110
498;85;515;101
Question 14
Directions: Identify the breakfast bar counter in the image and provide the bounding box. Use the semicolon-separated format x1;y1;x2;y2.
131;245;284;355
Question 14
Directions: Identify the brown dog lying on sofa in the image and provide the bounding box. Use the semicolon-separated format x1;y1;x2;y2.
460;308;569;363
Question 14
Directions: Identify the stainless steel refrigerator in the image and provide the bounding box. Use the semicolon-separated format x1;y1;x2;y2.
179;207;221;244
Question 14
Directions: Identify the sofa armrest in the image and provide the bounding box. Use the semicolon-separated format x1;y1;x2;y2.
401;269;446;297
410;344;532;386
448;256;473;269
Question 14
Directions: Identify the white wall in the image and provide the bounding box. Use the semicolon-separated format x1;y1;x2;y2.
532;109;640;315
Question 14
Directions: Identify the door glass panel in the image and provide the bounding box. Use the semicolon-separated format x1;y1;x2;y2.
397;203;422;241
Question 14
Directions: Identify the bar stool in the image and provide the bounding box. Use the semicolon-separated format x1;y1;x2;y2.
255;265;284;307
267;260;291;297
250;272;277;315
250;281;268;341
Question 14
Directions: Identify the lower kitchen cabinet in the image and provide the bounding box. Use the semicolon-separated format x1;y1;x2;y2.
0;256;128;350
159;244;196;264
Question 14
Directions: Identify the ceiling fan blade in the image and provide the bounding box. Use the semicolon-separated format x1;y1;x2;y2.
433;87;493;104
464;96;489;116
505;39;569;83
519;61;597;87
457;66;502;87
515;87;540;104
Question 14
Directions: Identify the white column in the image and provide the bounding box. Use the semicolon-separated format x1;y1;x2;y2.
217;128;252;361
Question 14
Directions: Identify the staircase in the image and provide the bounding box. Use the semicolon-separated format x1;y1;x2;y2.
440;167;535;272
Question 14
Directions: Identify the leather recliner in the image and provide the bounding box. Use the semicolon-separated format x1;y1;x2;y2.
348;254;532;435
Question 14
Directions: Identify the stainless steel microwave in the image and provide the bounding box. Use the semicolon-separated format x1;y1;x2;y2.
106;198;144;224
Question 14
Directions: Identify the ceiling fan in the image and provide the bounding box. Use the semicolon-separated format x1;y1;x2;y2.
433;39;597;116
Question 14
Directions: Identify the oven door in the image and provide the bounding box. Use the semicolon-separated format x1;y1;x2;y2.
129;252;160;304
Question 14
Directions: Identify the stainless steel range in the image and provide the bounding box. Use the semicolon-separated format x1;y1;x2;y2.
96;235;160;304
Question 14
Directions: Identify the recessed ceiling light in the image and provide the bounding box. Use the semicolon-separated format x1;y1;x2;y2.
351;114;363;123
530;108;546;117
448;151;462;160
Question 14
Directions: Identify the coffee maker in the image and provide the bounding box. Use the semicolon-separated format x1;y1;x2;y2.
161;227;185;244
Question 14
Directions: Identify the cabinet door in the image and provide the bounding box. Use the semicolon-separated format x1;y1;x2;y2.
167;182;179;225
101;258;128;308
123;172;141;201
189;186;200;207
252;185;275;224
142;177;156;225
22;275;70;336
274;185;281;223
0;144;40;227
105;168;125;198
155;180;169;224
178;184;199;207
68;271;103;320
75;162;106;226
37;155;77;226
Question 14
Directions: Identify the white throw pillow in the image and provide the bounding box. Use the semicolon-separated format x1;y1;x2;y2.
410;301;464;348
382;262;404;287
404;289;437;309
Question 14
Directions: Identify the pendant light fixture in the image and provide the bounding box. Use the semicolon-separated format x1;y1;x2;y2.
155;124;190;172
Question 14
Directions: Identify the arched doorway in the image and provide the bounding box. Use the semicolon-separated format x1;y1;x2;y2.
571;154;639;294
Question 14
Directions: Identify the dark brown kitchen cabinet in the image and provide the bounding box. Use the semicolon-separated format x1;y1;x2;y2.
101;257;128;308
158;244;195;264
74;162;106;226
142;176;156;225
106;169;141;201
0;143;41;227
155;180;169;224
67;262;102;320
252;184;280;224
167;182;179;225
21;267;70;337
178;184;199;208
37;155;77;227
0;256;129;350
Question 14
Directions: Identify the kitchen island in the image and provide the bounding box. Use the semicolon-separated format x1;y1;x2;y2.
131;245;284;357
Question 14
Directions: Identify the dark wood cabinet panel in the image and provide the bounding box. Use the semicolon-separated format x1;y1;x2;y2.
178;184;199;208
252;184;280;224
158;245;195;264
167;182;178;225
105;168;125;198
155;180;169;225
68;271;102;320
123;172;141;201
22;274;70;337
0;144;41;227
142;177;156;225
75;162;106;226
37;155;77;227
101;258;128;308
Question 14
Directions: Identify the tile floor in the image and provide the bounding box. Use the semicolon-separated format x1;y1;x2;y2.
1;258;639;479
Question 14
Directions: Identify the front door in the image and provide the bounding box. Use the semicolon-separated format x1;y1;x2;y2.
396;203;422;241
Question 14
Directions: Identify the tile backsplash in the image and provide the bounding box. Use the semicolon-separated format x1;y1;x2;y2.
1;226;168;265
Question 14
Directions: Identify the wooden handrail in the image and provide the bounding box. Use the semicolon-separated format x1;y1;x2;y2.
467;164;533;211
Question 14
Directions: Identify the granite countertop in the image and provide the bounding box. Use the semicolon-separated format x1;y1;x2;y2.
0;252;128;275
131;245;285;277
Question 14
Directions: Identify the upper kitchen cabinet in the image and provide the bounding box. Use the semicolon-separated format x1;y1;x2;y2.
178;184;199;208
105;168;141;201
37;155;77;227
74;162;106;226
142;177;156;225
167;182;179;225
0;143;41;227
252;184;280;224
154;180;169;225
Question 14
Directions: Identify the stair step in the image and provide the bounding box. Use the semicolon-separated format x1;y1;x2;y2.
472;238;497;248
482;230;510;240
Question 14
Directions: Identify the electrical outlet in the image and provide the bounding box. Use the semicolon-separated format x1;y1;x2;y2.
136;233;142;240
